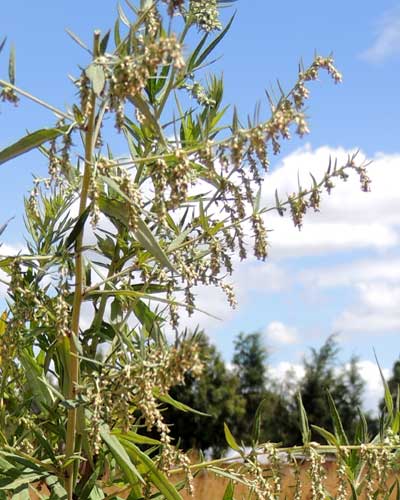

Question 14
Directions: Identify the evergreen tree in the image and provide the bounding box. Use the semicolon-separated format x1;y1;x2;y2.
299;334;341;439
379;358;400;414
297;335;366;442
387;359;400;399
336;355;365;439
232;332;268;442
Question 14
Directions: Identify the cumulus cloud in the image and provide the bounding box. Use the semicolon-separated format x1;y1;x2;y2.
361;7;400;63
300;258;400;289
265;321;298;345
301;259;400;335
333;282;400;333
269;361;305;384
357;360;389;414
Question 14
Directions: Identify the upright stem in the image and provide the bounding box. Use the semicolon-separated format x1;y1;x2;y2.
64;30;100;500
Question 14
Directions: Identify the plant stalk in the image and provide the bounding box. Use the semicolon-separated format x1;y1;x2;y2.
64;30;100;500
0;79;72;120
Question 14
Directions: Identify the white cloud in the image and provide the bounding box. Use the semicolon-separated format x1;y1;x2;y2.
335;309;400;333
357;360;389;414
357;282;400;311
301;258;400;289
269;361;305;384
361;7;400;63
265;321;298;345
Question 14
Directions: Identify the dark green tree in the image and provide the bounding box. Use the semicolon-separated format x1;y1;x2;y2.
335;355;365;440
387;359;400;400
231;332;274;443
165;333;246;457
232;332;292;444
298;334;341;440
297;335;367;442
379;358;400;414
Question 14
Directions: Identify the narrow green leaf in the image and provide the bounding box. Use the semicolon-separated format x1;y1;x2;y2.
157;391;210;417
11;484;30;500
97;192;176;273
195;15;235;68
311;425;339;447
118;438;183;500
253;186;262;213
374;350;393;418
206;467;248;487
355;408;368;444
112;429;160;446
133;299;163;338
99;425;144;487
65;29;90;51
114;18;121;48
252;399;266;444
0;473;46;491
326;390;349;445
20;351;54;412
297;392;311;445
0;126;69;166
0;38;7;55
222;480;235;500
32;429;57;464
118;3;130;26
167;227;192;252
135;218;177;273
99;30;111;54
223;423;240;451
8;44;15;85
45;475;67;499
75;464;101;500
393;411;400;434
65;206;91;249
187;32;209;73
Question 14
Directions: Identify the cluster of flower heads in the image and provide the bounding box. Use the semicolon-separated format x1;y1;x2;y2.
82;339;203;495
188;0;222;32
78;34;184;131
0;85;19;105
86;339;202;460
161;0;222;32
207;441;400;500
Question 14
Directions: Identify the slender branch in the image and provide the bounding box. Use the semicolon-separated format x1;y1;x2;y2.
0;79;73;120
64;30;101;500
168;443;400;475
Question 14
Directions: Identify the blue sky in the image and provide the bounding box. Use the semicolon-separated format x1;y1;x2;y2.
1;1;400;411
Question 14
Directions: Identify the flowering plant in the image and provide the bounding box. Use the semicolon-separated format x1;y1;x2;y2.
0;2;391;499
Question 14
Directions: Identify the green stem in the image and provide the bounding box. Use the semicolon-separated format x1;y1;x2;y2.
64;30;100;500
0;79;72;120
89;242;121;357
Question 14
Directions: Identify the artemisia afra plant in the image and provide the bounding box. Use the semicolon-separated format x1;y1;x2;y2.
0;1;396;499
